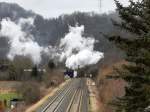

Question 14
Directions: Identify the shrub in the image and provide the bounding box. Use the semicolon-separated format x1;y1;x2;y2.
17;82;40;104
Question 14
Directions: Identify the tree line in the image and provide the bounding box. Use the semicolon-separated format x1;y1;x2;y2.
109;0;150;112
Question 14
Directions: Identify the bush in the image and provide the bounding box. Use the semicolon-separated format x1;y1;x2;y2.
17;82;40;104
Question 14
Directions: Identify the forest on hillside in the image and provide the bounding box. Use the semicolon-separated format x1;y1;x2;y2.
0;2;129;67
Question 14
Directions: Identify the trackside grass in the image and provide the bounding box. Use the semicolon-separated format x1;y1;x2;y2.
0;93;22;108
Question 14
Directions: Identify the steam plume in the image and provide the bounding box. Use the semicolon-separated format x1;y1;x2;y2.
58;25;104;69
0;18;44;64
0;18;104;68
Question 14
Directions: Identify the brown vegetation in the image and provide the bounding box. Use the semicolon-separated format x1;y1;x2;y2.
0;81;21;93
96;60;127;112
17;82;41;105
43;69;64;88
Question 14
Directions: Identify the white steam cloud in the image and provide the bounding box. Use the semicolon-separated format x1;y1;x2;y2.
58;25;104;69
0;18;104;68
0;18;44;64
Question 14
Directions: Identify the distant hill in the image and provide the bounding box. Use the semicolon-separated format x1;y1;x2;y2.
0;2;35;19
0;2;125;65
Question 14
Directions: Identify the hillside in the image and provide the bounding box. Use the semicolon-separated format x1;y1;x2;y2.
96;60;128;112
0;2;125;66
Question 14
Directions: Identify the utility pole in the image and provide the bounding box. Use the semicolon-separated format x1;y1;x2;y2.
99;0;102;13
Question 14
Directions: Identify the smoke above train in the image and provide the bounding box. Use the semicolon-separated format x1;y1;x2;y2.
0;17;104;69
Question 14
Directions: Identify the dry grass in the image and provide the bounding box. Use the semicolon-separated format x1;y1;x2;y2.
25;79;70;112
97;60;127;112
0;81;21;93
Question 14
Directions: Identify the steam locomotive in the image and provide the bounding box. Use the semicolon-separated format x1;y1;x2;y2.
64;69;77;78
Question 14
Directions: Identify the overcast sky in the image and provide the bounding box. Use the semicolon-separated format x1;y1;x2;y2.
0;0;129;18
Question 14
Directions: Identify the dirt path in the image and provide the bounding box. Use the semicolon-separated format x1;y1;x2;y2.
87;78;104;112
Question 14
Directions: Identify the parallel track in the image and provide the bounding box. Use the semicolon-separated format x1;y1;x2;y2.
66;89;83;112
37;78;88;112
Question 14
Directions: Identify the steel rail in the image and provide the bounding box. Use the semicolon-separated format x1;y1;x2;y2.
40;80;77;112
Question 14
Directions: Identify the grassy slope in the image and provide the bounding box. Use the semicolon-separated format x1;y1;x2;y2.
96;60;127;112
0;92;21;107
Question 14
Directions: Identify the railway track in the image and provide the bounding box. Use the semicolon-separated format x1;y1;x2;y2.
66;88;83;112
36;78;88;112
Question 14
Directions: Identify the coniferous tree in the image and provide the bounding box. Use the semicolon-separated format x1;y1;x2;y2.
109;0;150;112
31;65;38;78
48;60;55;70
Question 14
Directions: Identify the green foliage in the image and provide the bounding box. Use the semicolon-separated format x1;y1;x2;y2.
109;0;150;112
0;93;21;107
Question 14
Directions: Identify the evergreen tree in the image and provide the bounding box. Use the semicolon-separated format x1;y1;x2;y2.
109;0;150;112
31;65;38;78
8;64;17;80
48;60;55;70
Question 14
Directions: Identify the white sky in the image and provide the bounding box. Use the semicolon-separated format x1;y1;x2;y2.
0;0;129;18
